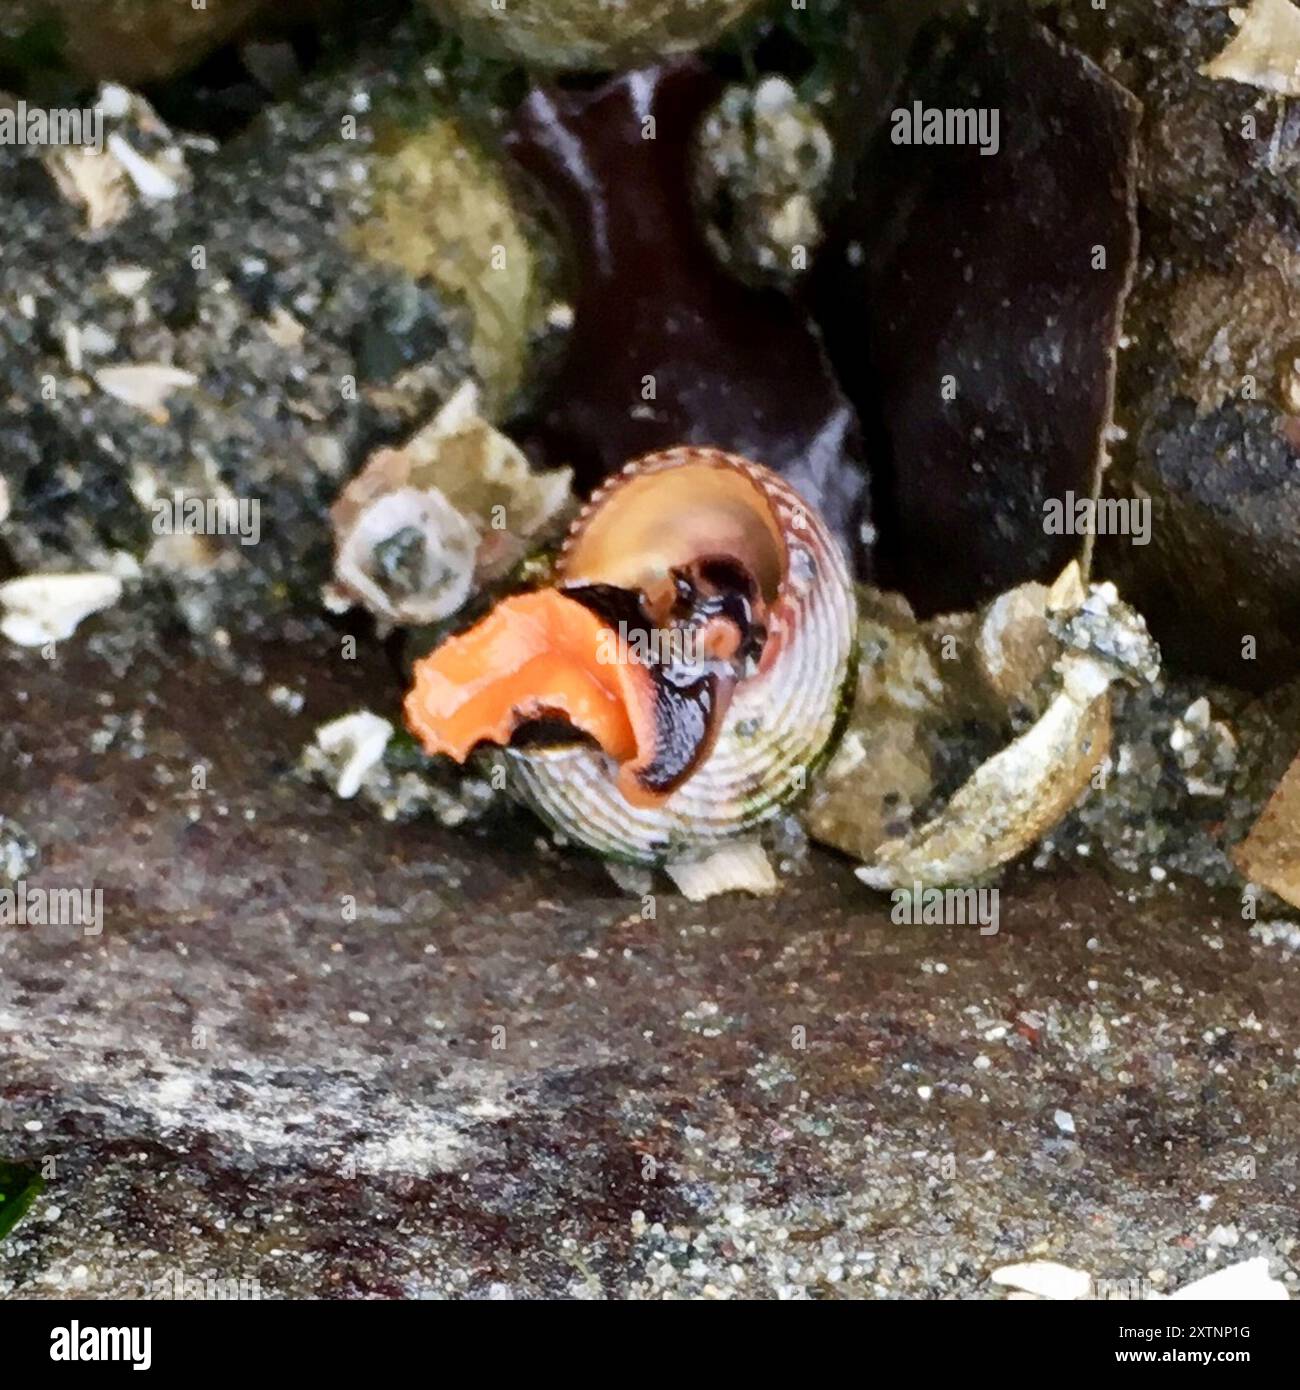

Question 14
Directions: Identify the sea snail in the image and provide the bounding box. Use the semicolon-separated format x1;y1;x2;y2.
404;447;857;864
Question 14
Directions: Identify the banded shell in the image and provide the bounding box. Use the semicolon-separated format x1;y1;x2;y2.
406;447;857;864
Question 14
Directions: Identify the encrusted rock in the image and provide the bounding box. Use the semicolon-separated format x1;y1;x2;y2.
2;0;294;85
1049;0;1300;684
693;76;834;287
1200;0;1300;97
0;25;545;642
419;0;764;72
356;115;561;415
802;588;947;864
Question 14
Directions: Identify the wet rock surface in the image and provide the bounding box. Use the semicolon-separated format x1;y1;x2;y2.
1047;0;1300;686
506;62;871;566
3;632;1299;1298
814;12;1139;614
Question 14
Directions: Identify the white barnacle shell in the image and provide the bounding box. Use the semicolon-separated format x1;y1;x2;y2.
326;382;573;629
331;482;480;627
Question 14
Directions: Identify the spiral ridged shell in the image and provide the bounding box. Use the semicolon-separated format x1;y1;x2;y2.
505;447;857;863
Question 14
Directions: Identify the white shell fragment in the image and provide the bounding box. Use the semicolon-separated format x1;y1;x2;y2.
309;712;394;800
665;841;778;902
1162;1257;1289;1302
43;84;197;232
0;573;123;646
990;1261;1093;1301
1201;0;1300;96
857;564;1159;890
94;364;197;417
991;1255;1287;1302
105;131;181;201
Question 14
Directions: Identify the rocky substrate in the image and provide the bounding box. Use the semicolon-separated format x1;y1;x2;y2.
2;631;1298;1298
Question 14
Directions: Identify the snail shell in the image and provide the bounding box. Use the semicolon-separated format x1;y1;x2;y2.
405;447;857;864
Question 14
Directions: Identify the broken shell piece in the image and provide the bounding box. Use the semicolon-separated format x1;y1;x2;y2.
857;572;1159;891
990;1261;1093;1301
1161;1257;1289;1302
1232;751;1300;909
857;657;1113;891
973;581;1055;719
1200;0;1300;97
664;841;778;902
42;84;196;232
0;572;123;646
94;364;197;422
327;382;573;629
45;148;130;232
308;712;394;800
